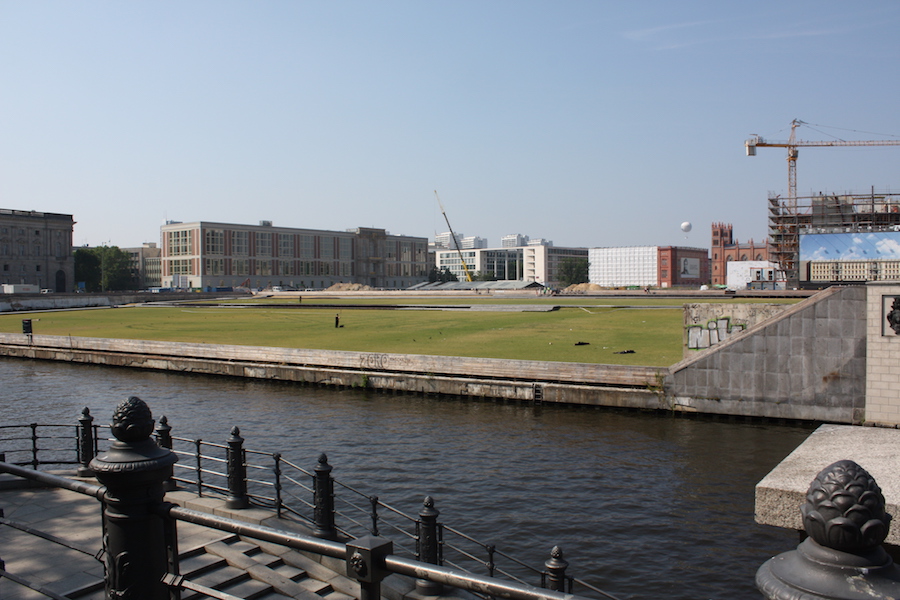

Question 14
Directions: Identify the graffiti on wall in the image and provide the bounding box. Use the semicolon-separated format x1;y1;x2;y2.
687;318;745;351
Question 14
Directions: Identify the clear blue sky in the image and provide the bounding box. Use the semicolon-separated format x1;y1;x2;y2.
3;1;900;250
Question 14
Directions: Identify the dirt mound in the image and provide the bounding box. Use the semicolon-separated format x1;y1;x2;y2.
325;283;375;292
564;283;604;292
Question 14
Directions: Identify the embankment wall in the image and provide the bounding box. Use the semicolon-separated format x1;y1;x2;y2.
666;285;866;423
0;334;665;409
0;286;870;422
0;292;245;313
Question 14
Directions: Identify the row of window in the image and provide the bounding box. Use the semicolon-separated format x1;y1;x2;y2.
174;230;372;260
2;264;42;272
170;259;356;278
0;242;69;258
170;229;428;262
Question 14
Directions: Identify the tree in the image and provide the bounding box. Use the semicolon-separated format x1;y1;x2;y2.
74;246;134;292
557;258;589;287
438;267;458;282
472;271;496;281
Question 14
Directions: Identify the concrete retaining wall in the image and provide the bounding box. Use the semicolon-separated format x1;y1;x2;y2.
0;291;248;313
0;333;665;409
666;286;867;423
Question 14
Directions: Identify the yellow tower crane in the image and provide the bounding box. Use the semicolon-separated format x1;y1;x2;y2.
434;190;473;282
745;119;900;210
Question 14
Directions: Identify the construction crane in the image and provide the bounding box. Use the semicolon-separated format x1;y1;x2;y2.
745;119;900;210
434;190;473;282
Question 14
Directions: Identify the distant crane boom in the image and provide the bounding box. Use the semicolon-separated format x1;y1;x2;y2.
745;119;900;209
434;190;473;282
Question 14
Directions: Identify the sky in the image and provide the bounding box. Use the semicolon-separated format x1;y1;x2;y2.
2;2;900;251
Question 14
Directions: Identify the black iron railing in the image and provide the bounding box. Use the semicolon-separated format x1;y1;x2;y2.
0;407;619;600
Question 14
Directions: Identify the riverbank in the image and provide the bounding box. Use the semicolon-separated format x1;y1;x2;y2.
0;333;665;409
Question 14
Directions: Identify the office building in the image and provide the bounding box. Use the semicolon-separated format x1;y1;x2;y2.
160;221;429;290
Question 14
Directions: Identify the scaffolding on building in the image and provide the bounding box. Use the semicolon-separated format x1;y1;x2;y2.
769;188;900;285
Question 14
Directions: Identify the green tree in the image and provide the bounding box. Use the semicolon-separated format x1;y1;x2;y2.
74;246;134;292
557;258;589;287
439;267;458;282
74;248;101;291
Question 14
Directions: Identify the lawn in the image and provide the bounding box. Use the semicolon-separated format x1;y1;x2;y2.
0;304;686;366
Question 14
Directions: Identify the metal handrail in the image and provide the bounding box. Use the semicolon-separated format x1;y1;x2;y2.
0;421;614;598
0;462;600;600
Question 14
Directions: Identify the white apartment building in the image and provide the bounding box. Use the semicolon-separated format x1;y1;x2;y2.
501;233;529;247
433;231;464;249
461;236;488;249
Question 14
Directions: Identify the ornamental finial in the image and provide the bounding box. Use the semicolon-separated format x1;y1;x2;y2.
801;459;891;553
109;396;155;443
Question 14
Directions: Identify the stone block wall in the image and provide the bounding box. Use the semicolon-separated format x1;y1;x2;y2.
667;286;867;423
866;282;900;426
683;302;791;358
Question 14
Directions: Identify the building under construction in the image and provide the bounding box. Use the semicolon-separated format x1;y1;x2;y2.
769;189;900;286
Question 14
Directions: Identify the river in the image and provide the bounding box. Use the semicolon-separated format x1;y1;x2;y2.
0;357;814;600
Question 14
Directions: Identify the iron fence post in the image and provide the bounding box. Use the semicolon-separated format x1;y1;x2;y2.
486;544;496;577
313;453;337;539
346;535;393;600
369;495;380;536
77;407;95;477
543;546;569;592
155;415;176;492
194;439;203;496
225;426;249;509
416;495;443;595
29;423;38;469
89;396;178;600
273;452;283;518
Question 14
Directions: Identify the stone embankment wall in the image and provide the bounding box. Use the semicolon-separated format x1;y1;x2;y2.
0;286;869;422
0;292;242;313
667;285;866;423
0;334;665;409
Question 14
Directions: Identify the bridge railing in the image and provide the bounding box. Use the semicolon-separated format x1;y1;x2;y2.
0;404;617;599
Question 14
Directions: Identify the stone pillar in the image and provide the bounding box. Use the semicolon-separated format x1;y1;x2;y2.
757;460;900;600
866;283;900;426
90;396;179;600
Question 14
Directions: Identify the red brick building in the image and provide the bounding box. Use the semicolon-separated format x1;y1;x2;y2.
710;223;769;286
658;246;711;288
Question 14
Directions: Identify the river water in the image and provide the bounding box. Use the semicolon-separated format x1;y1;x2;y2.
0;357;814;600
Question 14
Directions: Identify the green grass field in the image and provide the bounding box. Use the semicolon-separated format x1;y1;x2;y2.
0;297;801;366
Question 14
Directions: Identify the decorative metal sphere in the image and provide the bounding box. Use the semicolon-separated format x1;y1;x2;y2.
110;396;156;443
801;459;891;553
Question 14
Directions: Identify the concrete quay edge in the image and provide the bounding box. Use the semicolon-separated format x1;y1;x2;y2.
755;424;900;545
